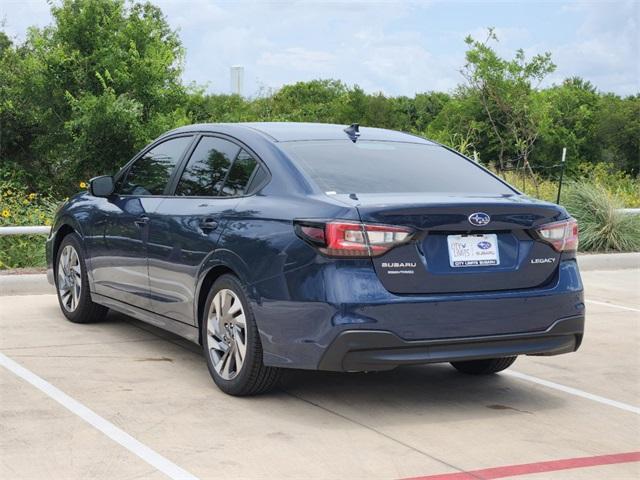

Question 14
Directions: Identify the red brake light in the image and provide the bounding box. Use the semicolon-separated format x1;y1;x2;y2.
295;221;413;257
536;218;579;252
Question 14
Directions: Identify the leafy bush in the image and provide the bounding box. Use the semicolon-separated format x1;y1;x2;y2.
576;162;640;208
499;170;559;203
496;162;639;208
0;178;59;269
563;183;640;252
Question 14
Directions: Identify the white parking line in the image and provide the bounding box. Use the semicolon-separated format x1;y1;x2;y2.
506;370;640;415
0;352;199;480
586;299;640;313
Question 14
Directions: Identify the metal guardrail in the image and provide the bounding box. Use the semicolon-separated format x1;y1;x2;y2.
0;226;51;236
0;208;638;236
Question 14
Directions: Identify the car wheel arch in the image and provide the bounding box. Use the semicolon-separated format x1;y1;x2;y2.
195;262;259;345
52;223;77;280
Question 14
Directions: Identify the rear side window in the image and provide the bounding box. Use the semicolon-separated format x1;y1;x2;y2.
175;137;240;196
279;140;515;195
220;149;261;197
119;136;193;195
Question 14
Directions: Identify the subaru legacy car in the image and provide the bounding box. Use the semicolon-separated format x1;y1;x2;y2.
46;122;584;396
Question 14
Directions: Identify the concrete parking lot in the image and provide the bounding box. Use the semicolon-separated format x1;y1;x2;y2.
1;269;638;480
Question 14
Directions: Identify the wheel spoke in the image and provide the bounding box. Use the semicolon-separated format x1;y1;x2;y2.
213;292;222;320
216;346;232;377
61;248;69;272
233;313;246;328
221;290;232;315
207;318;219;337
233;339;243;366
73;283;80;310
207;334;226;353
61;289;71;308
228;299;242;315
57;269;67;289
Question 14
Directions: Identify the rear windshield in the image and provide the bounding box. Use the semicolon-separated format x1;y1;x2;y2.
279;140;515;195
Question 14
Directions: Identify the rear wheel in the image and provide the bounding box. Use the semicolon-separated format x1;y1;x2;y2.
451;356;517;375
55;233;108;323
202;274;281;396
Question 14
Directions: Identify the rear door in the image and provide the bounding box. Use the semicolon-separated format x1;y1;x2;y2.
92;135;194;307
146;135;265;325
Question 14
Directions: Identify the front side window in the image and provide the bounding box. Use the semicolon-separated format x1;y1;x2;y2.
119;136;193;195
175;137;240;196
279;140;516;195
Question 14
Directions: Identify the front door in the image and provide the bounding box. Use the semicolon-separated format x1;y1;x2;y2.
91;135;194;308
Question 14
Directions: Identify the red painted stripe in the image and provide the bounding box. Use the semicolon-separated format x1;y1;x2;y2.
403;451;640;480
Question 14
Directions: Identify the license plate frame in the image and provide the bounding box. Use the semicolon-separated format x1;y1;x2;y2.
447;233;500;268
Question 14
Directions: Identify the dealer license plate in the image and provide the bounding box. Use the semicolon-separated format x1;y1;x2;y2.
447;234;500;268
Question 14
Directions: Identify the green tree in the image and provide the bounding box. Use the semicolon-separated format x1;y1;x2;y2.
462;28;556;173
594;94;640;175
533;78;599;174
426;88;486;158
0;0;188;194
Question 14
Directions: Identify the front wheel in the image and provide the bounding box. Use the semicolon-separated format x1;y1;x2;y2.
202;274;281;396
55;233;108;323
451;356;517;375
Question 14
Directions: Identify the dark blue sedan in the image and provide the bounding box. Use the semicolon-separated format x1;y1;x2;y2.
46;122;585;395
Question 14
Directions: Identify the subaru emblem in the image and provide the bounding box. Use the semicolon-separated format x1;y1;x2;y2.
468;212;490;226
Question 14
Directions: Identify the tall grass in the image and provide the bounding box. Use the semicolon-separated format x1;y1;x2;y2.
563;183;640;252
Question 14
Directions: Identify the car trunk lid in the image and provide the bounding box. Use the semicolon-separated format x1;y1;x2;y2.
337;193;567;294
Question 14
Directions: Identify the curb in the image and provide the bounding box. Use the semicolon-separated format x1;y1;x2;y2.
0;253;638;296
577;252;640;272
0;274;53;296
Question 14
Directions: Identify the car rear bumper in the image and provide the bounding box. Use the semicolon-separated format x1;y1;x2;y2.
317;314;584;371
255;258;585;370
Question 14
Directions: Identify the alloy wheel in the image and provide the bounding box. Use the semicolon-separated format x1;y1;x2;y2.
57;245;82;312
207;288;248;380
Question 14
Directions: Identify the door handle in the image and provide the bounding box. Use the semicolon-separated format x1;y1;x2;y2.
134;215;149;227
199;218;219;231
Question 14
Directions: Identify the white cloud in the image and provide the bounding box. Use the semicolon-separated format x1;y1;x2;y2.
258;47;336;71
1;0;637;96
546;0;639;94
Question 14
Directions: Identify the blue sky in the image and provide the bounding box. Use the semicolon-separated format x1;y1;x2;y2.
2;0;638;96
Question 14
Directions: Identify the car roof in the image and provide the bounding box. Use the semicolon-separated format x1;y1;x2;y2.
168;122;435;144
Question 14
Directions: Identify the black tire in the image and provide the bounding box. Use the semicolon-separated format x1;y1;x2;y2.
55;233;108;324
451;356;517;375
202;274;281;396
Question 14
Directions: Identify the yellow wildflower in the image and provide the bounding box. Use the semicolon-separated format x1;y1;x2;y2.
1;209;9;218
79;181;88;189
29;193;37;200
44;219;52;226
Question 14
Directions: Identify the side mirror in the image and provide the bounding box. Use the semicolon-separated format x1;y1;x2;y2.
89;175;115;197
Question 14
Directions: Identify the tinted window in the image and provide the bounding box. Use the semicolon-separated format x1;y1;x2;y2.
220;149;260;197
280;140;515;194
119;136;192;195
176;137;240;196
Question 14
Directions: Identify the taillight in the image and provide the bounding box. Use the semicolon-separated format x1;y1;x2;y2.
295;220;413;257
536;218;579;252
